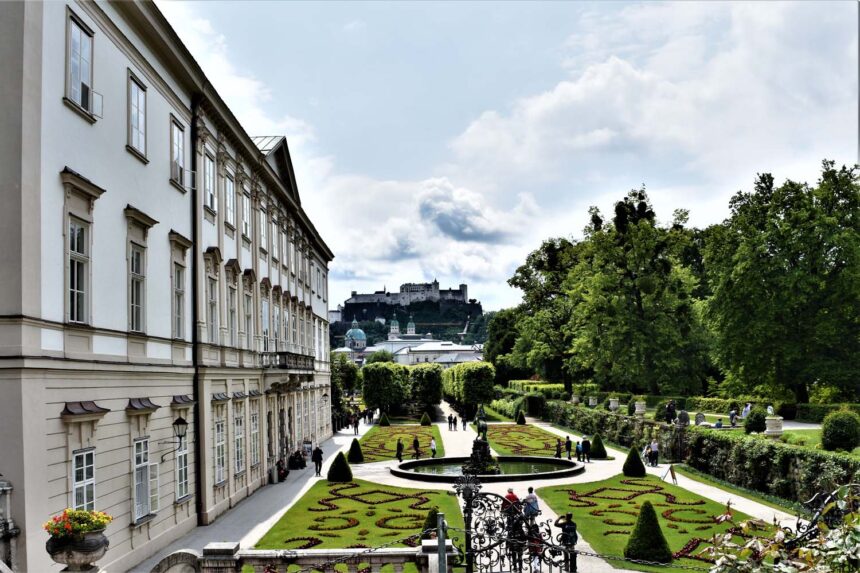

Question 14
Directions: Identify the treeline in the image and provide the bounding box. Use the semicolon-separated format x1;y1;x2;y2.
486;161;860;403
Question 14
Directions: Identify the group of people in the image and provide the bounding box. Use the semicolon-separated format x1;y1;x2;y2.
446;413;466;431
554;435;591;463
502;487;579;572
394;436;438;461
641;439;660;467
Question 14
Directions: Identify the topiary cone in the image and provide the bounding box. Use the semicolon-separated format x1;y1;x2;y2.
516;410;527;425
622;446;646;477
420;412;432;426
624;500;672;563
379;412;391;426
327;452;353;483
347;438;364;463
590;434;608;458
422;507;439;539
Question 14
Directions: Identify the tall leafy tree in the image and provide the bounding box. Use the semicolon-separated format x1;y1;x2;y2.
567;190;709;394
484;308;531;384
705;161;860;402
331;352;359;396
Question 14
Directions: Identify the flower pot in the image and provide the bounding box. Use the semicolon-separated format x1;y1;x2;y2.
634;401;647;417
764;416;783;439
609;398;619;411
571;395;580;405
46;530;109;571
588;396;597;407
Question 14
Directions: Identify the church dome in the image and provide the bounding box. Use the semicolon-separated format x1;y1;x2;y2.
345;318;367;348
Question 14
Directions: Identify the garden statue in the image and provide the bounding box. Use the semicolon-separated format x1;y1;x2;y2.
475;404;489;442
462;405;499;475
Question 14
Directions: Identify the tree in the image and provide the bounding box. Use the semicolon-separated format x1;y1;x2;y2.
705;162;860;402
331;352;359;395
365;350;395;364
410;363;443;409
624;501;672;563
327;452;353;482
567;190;710;394
347;438;364;463
484;308;531;384
362;362;409;412
622;446;646;477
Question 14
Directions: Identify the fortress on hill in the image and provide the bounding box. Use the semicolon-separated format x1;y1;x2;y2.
346;279;469;306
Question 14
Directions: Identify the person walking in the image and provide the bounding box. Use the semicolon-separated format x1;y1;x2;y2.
453;415;458;431
523;487;540;520
396;438;404;462
413;436;420;459
581;436;591;463
311;445;324;477
575;441;582;462
650;439;659;466
527;524;543;571
729;409;738;427
742;402;752;419
447;414;453;431
353;416;359;435
554;438;562;459
642;444;652;465
430;437;437;458
502;487;521;512
665;400;677;424
565;436;572;460
462;417;467;431
554;513;579;572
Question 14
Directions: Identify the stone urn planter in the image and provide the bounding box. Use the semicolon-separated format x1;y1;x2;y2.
46;530;109;571
634;401;647;417
608;398;619;412
588;396;598;407
571;395;580;405
764;416;784;439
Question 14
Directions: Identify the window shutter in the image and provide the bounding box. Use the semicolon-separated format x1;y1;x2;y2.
149;462;159;513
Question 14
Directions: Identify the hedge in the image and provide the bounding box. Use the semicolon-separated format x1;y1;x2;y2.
442;362;496;416
508;381;569;400
686;427;860;503
684;396;797;420
489;397;525;420
796;403;860;423
410;363;443;409
543;401;677;459
362;362;410;412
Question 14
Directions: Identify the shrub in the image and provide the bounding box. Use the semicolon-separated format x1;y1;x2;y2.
362;362;410;413
626;399;636;416
421;507;439;539
623;501;672;563
442;362;496;417
410;363;443;408
379;412;391;426
821;409;860;452
525;393;546;416
327;452;353;483
543;401;673;453
744;408;767;434
347;438;364;463
687;427;860;503
622;446;646;477
490;397;525;420
516;411;526;425
420;412;432;426
796;403;860;423
590;434;608;459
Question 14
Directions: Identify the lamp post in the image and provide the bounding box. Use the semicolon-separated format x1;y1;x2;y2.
160;416;189;462
321;393;329;438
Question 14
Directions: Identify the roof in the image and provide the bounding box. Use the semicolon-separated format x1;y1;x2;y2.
346;327;367;341
250;136;283;154
407;341;478;353
434;353;481;364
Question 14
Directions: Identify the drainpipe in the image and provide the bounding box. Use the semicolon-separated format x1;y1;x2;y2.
190;91;204;526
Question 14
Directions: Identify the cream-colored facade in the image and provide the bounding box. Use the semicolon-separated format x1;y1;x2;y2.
0;2;333;571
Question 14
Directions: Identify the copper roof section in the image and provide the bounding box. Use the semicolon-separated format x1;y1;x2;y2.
171;395;196;407
248;389;262;397
232;391;247;400
211;392;230;402
61;401;110;420
126;397;161;414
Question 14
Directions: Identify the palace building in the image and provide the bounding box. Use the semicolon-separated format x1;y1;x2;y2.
0;2;332;571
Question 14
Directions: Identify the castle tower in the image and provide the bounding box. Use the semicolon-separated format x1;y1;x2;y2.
407;315;416;335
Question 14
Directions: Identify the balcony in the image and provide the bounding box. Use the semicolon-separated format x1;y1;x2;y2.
261;351;314;371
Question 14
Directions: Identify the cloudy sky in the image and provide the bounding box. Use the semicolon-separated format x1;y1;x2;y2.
157;1;857;311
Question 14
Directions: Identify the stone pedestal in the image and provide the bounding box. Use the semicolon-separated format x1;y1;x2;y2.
609;398;619;412
588;396;597;407
635;401;647;417
764;416;784;439
572;395;580;405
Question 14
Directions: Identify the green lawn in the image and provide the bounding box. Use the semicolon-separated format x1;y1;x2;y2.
482;405;514;422
775;429;860;457
357;424;445;462
485;424;565;456
538;474;773;572
256;478;464;550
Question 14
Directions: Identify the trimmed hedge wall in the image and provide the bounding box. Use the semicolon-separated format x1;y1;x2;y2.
543;401;676;456
796;403;860;423
442;362;496;417
489;397;525;419
687;428;860;503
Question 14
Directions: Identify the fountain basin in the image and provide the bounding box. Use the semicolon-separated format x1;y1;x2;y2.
389;456;584;483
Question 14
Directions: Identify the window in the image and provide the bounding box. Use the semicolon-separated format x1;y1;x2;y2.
175;434;189;500
225;176;235;227
208;277;218;344
234;403;245;474
171;120;184;183
259;206;267;250
129;244;145;332
69;218;89;324
261;298;270;352
242;192;251;237
173;263;185;339
244;292;253;350
128;75;146;155
289;238;296;274
204;155;216;212
273;304;281;350
228;285;237;347
271;219;278;258
250;409;260;466
133;439;158;520
67;14;93;112
72;449;95;511
214;417;226;484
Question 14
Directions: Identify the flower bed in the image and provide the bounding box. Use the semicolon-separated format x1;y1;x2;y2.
483;424;563;456
357;424;444;463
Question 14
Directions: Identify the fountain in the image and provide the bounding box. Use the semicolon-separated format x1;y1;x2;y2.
390;405;584;483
